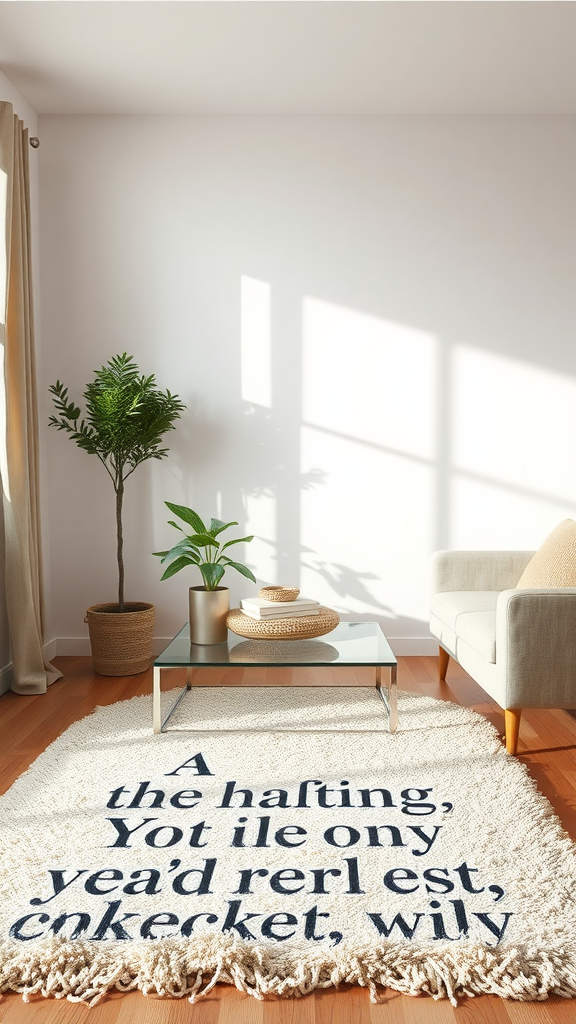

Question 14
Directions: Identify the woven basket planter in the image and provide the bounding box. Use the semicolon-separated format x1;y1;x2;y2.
85;603;155;676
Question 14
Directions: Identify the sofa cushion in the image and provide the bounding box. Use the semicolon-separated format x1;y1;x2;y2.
456;610;497;663
429;614;457;659
516;519;576;589
430;591;498;630
430;591;498;663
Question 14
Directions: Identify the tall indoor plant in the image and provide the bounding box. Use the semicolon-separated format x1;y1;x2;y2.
49;353;185;675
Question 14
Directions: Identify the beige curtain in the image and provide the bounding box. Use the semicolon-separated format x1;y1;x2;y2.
0;101;61;694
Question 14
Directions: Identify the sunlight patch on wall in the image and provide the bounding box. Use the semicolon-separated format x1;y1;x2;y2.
451;476;575;551
300;298;437;629
245;493;277;585
451;345;576;547
302;297;437;460
300;427;435;628
241;275;271;408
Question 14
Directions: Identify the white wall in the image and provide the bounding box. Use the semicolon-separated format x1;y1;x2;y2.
0;72;51;694
0;69;37;131
38;115;576;654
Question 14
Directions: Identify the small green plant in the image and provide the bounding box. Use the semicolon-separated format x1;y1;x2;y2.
49;353;185;611
154;503;256;590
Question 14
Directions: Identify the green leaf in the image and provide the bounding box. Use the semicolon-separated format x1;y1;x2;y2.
220;535;254;554
167;520;185;533
209;518;238;537
199;562;226;590
165;503;206;533
224;561;257;584
160;555;196;580
187;533;220;550
152;550;169;558
161;539;200;564
51;355;185;473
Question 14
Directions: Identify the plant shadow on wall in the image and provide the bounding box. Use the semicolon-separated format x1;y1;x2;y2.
164;394;422;633
302;557;384;613
167;398;326;572
298;556;429;637
153;277;447;634
183;402;324;499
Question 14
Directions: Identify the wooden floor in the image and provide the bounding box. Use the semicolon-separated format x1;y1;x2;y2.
1;654;576;1023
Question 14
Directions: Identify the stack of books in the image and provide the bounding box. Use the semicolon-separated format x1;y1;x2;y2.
240;596;320;621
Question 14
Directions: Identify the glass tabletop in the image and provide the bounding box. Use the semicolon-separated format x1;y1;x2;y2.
155;621;396;669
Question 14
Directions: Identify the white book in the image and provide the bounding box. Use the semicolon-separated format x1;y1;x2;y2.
241;596;320;610
241;606;320;621
241;596;320;616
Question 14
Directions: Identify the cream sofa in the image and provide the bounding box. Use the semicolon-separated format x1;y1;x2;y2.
430;550;576;754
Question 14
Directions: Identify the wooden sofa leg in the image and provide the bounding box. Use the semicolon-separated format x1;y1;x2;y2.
504;709;522;755
438;646;450;682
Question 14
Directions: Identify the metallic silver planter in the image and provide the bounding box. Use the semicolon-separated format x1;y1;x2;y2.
189;586;230;645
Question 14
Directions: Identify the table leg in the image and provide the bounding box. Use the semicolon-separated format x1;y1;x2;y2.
376;664;398;734
153;666;162;734
388;663;398;733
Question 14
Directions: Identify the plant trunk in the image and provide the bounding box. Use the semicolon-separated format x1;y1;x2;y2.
116;476;124;612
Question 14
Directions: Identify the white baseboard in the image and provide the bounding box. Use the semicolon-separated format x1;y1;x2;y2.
387;637;439;656
51;636;438;658
43;638;58;662
0;662;14;695
55;637;92;656
54;637;173;657
0;639;60;694
152;638;178;655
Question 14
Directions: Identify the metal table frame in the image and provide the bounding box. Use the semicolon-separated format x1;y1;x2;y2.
152;623;398;736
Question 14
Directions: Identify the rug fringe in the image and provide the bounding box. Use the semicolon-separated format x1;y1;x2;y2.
2;936;576;1005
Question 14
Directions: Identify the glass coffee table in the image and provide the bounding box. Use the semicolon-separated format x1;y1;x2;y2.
153;621;397;735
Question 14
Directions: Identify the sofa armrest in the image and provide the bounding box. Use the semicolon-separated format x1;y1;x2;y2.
431;551;535;594
496;588;576;708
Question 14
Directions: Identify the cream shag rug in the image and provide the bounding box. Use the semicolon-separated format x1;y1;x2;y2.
1;686;576;1005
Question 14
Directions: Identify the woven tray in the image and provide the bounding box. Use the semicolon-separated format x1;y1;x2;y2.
227;606;340;640
259;586;300;602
